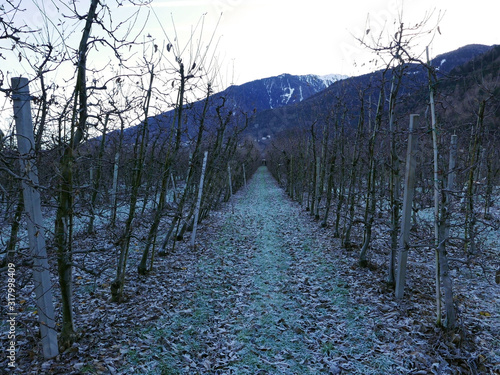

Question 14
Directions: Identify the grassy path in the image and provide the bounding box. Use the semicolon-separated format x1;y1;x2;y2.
156;167;396;374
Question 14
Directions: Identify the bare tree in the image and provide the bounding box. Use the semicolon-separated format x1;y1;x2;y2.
137;14;221;274
359;75;386;266
112;53;156;301
53;0;100;346
426;46;456;329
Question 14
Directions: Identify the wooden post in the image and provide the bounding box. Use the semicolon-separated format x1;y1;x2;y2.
315;156;321;219
12;77;59;358
227;163;234;213
186;153;193;182
170;173;177;204
110;151;119;225
227;164;233;198
243;164;247;187
191;151;208;247
445;135;458;239
395;114;419;299
437;134;458;329
427;46;442;325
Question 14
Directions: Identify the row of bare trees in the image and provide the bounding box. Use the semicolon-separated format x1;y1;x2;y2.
266;21;499;331
1;0;260;358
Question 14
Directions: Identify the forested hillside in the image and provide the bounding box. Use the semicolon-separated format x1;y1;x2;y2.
107;72;346;146
248;44;497;143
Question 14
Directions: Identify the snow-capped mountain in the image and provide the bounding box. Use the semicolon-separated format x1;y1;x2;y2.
223;73;347;113
246;44;497;143
118;73;347;142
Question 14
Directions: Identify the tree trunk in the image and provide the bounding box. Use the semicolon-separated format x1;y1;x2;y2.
387;68;403;286
464;100;486;256
227;164;234;213
5;191;23;260
110;115;125;227
483;148;494;219
314;156;321;219
427;46;442;327
110;152;120;226
158;86;212;252
343;95;364;248
243;164;247;188
437;133;458;329
55;148;76;347
395;114;419;299
317;121;329;219
53;0;100;346
321;153;336;227
334;120;346;238
360;76;385;266
138;80;208;272
309;125;317;215
191;151;208;248
112;63;154;301
88;113;109;233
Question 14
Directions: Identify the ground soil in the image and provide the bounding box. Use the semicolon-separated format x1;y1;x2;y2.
2;166;499;374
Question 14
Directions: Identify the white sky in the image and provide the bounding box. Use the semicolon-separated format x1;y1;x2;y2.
2;0;498;87
0;0;498;134
142;0;499;85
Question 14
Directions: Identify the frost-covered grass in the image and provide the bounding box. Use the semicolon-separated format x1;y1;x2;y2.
136;167;399;374
0;180;185;253
3;167;497;373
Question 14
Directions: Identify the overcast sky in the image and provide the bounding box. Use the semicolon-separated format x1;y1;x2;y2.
1;0;497;134
4;0;499;86
140;0;499;85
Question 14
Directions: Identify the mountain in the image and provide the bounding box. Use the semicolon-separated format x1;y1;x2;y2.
111;44;495;147
222;73;347;112
433;44;494;73
246;44;497;143
118;73;347;143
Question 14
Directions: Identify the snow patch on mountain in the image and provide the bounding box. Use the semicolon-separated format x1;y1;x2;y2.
281;86;295;104
257;73;349;108
318;73;348;86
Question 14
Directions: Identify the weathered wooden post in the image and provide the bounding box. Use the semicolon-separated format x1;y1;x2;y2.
110;151;119;225
12;77;59;358
435;133;458;329
315;156;321;219
227;163;234;213
191;151;208;247
227;164;233;198
444;134;458;240
395;114;419;299
426;46;442;325
288;155;293;198
243;163;247;188
170;173;177;204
